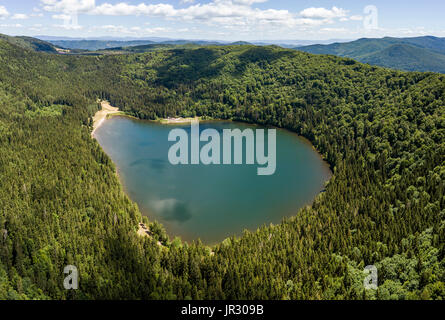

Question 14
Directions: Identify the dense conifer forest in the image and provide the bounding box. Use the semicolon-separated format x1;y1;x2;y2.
0;38;443;299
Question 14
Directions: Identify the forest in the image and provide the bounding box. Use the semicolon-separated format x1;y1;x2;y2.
0;38;443;300
297;36;445;73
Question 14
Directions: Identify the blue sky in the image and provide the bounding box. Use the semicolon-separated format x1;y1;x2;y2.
0;0;444;40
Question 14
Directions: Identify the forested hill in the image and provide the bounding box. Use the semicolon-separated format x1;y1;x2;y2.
296;36;445;73
0;34;59;53
0;38;444;300
361;44;445;74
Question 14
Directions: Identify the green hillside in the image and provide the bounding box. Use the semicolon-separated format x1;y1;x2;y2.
0;34;59;53
401;36;445;54
361;43;445;73
297;36;445;73
297;37;396;57
100;43;202;54
0;38;443;300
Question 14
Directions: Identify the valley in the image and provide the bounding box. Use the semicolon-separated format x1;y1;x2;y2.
0;35;443;300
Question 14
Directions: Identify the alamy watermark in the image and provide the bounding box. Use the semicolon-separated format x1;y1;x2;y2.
363;5;379;30
168;120;277;176
63;265;79;290
54;10;80;31
363;265;378;290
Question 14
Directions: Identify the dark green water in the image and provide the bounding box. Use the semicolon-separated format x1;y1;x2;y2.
95;116;331;244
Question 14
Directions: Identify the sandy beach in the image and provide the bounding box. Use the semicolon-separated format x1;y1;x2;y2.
160;117;201;124
91;101;120;137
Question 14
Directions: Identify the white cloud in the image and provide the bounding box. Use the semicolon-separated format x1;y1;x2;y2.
0;5;9;19
29;23;47;32
320;27;348;33
52;14;72;20
92;3;176;17
350;15;363;21
93;24;125;32
40;0;333;30
38;1;355;38
294;18;332;27
232;0;268;4
90;24;168;35
53;23;83;30
300;6;347;20
41;0;96;13
11;14;29;20
90;1;304;30
0;23;23;28
145;27;169;34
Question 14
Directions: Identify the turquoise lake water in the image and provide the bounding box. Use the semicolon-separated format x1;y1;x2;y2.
95;116;331;244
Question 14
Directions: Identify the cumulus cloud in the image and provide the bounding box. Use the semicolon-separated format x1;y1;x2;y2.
145;27;169;34
92;24;126;32
11;14;29;20
41;0;96;13
39;1;353;36
90;24;169;35
53;23;83;30
0;23;23;28
91;1;309;29
320;27;348;33
0;5;9;19
350;15;363;21
92;3;176;17
38;1;293;21
52;13;72;20
232;0;268;4
300;6;347;20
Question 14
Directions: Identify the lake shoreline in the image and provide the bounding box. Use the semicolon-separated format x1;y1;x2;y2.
96;109;331;177
91;101;120;137
107;113;218;125
94;116;333;244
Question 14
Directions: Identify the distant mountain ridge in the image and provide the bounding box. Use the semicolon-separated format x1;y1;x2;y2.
361;43;445;74
6;33;445;73
48;40;157;51
0;33;254;55
39;36;352;51
46;39;252;51
296;36;445;73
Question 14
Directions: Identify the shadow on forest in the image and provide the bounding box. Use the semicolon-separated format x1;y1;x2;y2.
226;46;296;77
154;46;296;87
154;48;224;87
236;46;294;70
99;233;156;299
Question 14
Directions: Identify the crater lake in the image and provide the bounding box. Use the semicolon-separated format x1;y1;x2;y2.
94;116;332;244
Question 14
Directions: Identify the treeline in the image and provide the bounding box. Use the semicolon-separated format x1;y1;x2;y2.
0;40;443;299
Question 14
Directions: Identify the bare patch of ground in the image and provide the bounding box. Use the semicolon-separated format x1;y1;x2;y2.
91;101;120;137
